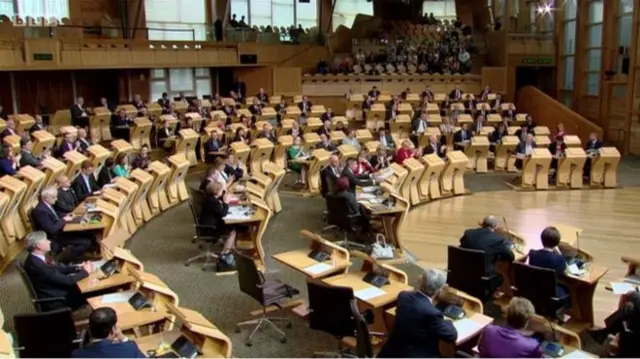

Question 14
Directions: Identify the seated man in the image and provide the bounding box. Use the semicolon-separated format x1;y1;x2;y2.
587;290;640;357
72;160;101;202
423;133;447;158
459;215;515;297
56;132;76;158
23;231;92;312
19;136;43;169
583;132;603;178
527;227;570;300
204;132;224;163
333;176;371;233
72;307;145;358
378;269;457;358
54;175;79;215
453;123;472;151
75;128;92;154
478;297;543;358
97;158;115;188
341;158;374;194
316;133;336;152
32;186;94;262
514;133;536;170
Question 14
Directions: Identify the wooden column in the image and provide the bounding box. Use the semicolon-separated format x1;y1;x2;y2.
625;0;640;153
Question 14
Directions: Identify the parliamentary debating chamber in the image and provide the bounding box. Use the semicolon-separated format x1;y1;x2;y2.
2;0;640;357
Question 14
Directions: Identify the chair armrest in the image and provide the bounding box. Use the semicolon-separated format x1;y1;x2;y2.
33;296;66;303
194;224;217;230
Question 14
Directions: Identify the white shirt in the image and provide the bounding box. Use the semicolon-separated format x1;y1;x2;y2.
417;120;426;134
380;135;388;147
33;253;46;263
524;144;533;156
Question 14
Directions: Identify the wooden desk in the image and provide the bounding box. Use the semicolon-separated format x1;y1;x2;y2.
338;144;359;162
401;158;425;206
305;117;323;133
130;169;154;224
3;135;20;154
63;150;88;181
307;148;331;195
534;135;551;148
274;135;293;170
87;144;111;179
355;129;373;144
77;271;135;295
418;154;445;202
90;106;112;142
534;126;550;136
114;177;140;234
272;230;351;279
590;147;620;188
249;138;274;175
0;175;28;242
329;130;345;144
359;186;409;258
16;166;45;231
557;148;587;189
224;199;272;267
111;139;134;158
262;162;285;213
441;151;468;196
521;148;552;189
31;130;55;157
384;163;408;193
63;200;112;234
564;135;582;148
175;129;199;167
87;295;170;334
148;161;172;213
494;136;519;172
465;137;490;173
41;156;67;187
390;114;411;139
302;132;321;148
367;104;386;130
130;117;152;150
167;154;190;204
230;142;250;172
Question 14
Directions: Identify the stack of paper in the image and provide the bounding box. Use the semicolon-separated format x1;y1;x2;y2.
101;291;135;304
357;193;376;200
361;186;378;193
453;318;483;339
224;206;252;220
561;350;592;358
610;281;636;294
304;262;334;275
354;287;386;301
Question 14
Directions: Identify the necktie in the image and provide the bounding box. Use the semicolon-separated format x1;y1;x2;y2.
45;256;55;266
84;175;91;192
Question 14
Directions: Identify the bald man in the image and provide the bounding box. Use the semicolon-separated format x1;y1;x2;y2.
320;155;341;197
459;215;515;296
423;134;447;158
54;175;79;215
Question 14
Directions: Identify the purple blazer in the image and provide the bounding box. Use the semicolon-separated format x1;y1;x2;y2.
478;324;544;358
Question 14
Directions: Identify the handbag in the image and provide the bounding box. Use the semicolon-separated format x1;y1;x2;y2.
371;233;394;260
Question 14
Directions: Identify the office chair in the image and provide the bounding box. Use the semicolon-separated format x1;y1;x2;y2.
324;194;368;251
353;304;386;358
307;279;358;357
233;250;299;346
16;261;67;313
512;262;571;322
446;246;498;304
13;308;81;357
184;199;223;270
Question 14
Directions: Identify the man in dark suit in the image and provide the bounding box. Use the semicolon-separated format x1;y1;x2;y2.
54;175;79;215
275;98;288;123
97;158;115;188
56;132;76;158
232;78;247;99
320;108;333;123
453;123;472;151
298;96;312;116
98;97;116;113
368;86;380;99
204;132;224;163
23;231;91;312
378;269;457;358
459;215;515;296
256;124;276;143
72;160;101;202
157;92;172;114
19;136;43;168
423;134;447;158
0;118;17;139
376;128;396;149
32;186;94;262
29;114;46;133
72;307;145;358
316;134;336;152
317;120;332;137
320;155;341;197
449;85;464;101
411;112;429;146
256;88;269;105
70;96;89;128
584;132;603;177
341;158;374;194
75;128;91;154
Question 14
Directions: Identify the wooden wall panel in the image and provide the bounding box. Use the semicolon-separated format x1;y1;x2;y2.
68;0;146;39
234;67;274;96
75;70;121;106
273;68;302;95
68;0;118;26
577;97;600;123
117;69;151;103
481;67;507;94
0;73;13;114
14;71;74;115
237;43;329;73
517;86;603;143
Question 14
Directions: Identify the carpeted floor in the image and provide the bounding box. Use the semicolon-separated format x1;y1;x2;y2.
2;157;640;357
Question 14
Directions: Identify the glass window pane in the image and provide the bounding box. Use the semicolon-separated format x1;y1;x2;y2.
145;0;205;41
230;0;249;22
151;81;167;102
195;68;209;77
563;56;574;90
196;79;211;98
147;22;206;41
333;0;373;30
588;24;602;47
422;0;457;20
619;0;634;14
588;0;603;23
0;0;14;17
586;73;600;95
152;69;166;78
587;49;601;72
169;68;194;92
272;1;294;28
16;0;70;18
250;0;272;27
618;15;633;47
563;20;575;54
296;0;317;28
612;84;627;98
565;0;577;20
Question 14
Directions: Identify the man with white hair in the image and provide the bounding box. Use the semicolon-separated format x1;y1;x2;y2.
22;231;91;312
31;185;94;262
378;268;457;358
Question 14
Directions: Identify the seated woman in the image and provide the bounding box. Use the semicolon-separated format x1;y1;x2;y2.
97;158;115;187
131;144;150;170
287;136;308;186
200;181;237;271
395;140;416;165
527;226;570;301
354;149;374;176
211;157;234;191
204;131;225;163
478;297;543;358
334;121;347;135
371;146;391;171
289;121;301;139
232;127;250;145
342;129;362;151
157;119;175;151
112;153;130;178
224;153;244;180
0;147;19;176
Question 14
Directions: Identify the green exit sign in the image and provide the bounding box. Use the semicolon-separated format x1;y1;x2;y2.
521;57;553;65
32;53;53;61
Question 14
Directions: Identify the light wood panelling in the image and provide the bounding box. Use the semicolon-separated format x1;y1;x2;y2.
400;188;640;326
481;67;507;94
273;68;302;96
235;67;274;96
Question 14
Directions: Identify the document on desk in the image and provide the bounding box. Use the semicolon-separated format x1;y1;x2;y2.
361;186;378;193
354;287;386;301
567;263;586;276
101;291;135;304
561;350;594;358
356;193;376;200
304;262;334;275
611;281;636;294
373;168;394;182
452;318;483;339
223;206;252;221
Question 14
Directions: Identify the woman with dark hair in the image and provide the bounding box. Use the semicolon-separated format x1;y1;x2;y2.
131;145;150;170
98;158;115;187
112;153;130;178
232;127;249;144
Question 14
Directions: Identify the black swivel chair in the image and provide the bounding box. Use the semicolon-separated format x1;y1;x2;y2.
307;279;358;357
324;194;368;251
13;308;80;357
16;261;67;313
446;246;498;304
233;249;299;347
512;262;570;321
184;199;223;270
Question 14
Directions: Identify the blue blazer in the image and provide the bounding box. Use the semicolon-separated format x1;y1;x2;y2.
378;291;458;358
32;201;66;239
0;158;16;176
72;340;145;358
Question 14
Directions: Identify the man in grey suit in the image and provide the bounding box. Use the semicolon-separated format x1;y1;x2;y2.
19;137;43;168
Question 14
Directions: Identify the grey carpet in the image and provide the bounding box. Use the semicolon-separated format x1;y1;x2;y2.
2;156;640;357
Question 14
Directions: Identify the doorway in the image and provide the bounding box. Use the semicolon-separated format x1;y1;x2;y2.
515;66;556;96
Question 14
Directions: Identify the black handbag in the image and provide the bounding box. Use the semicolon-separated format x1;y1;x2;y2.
217;252;237;272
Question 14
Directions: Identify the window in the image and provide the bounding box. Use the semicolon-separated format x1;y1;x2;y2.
296;0;317;29
588;24;602;47
422;0;457;20
271;0;294;28
563;57;575;90
565;0;577;20
587;49;601;72
333;0;373;30
563;21;576;54
230;0;249;23
249;0;272;27
0;0;70;19
619;0;634;14
150;68;211;101
618;15;633;47
145;0;206;41
588;0;603;23
586;73;600;95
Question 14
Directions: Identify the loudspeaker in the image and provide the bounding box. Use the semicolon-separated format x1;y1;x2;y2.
622;57;630;75
239;54;257;64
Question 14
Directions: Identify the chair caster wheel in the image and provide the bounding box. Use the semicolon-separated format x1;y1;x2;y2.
245;341;253;347
286;322;292;329
280;337;287;344
235;327;241;333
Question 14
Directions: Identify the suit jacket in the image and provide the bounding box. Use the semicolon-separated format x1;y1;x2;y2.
411;118;428;133
32;201;66;239
378;291;457;358
131;155;150;170
157;98;171;113
72;340;145;358
453;129;472;143
585;139;603;151
19;150;41;168
23;254;88;311
75;138;91;154
423;142;446;158
0;128;16;140
334;190;360;216
341;167;373;194
0;159;16;176
30;123;45;133
199;195;229;230
320;165;341;197
257;132;276;143
97;166;114;188
317;126;332;137
298;101;312;113
72;173;100;202
157;127;174;143
70;105;88;125
378;134;395;148
56;141;75;158
449;89;464;100
370;155;390;170
516;141;536;155
54;188;79;215
459;227;515;274
490;130;507;143
320;112;333;122
316;141;336;152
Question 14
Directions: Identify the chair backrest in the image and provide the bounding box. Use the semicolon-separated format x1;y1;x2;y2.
233;249;265;304
325;194;352;230
16;261;42;312
14;308;78;358
512;262;558;317
307;278;356;338
447;245;491;301
353;303;373;358
188;187;206;216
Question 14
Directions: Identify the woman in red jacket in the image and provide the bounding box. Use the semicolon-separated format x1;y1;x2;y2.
354;149;374;176
395;140;416;165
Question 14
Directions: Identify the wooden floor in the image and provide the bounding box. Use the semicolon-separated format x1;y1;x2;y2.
399;188;640;326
